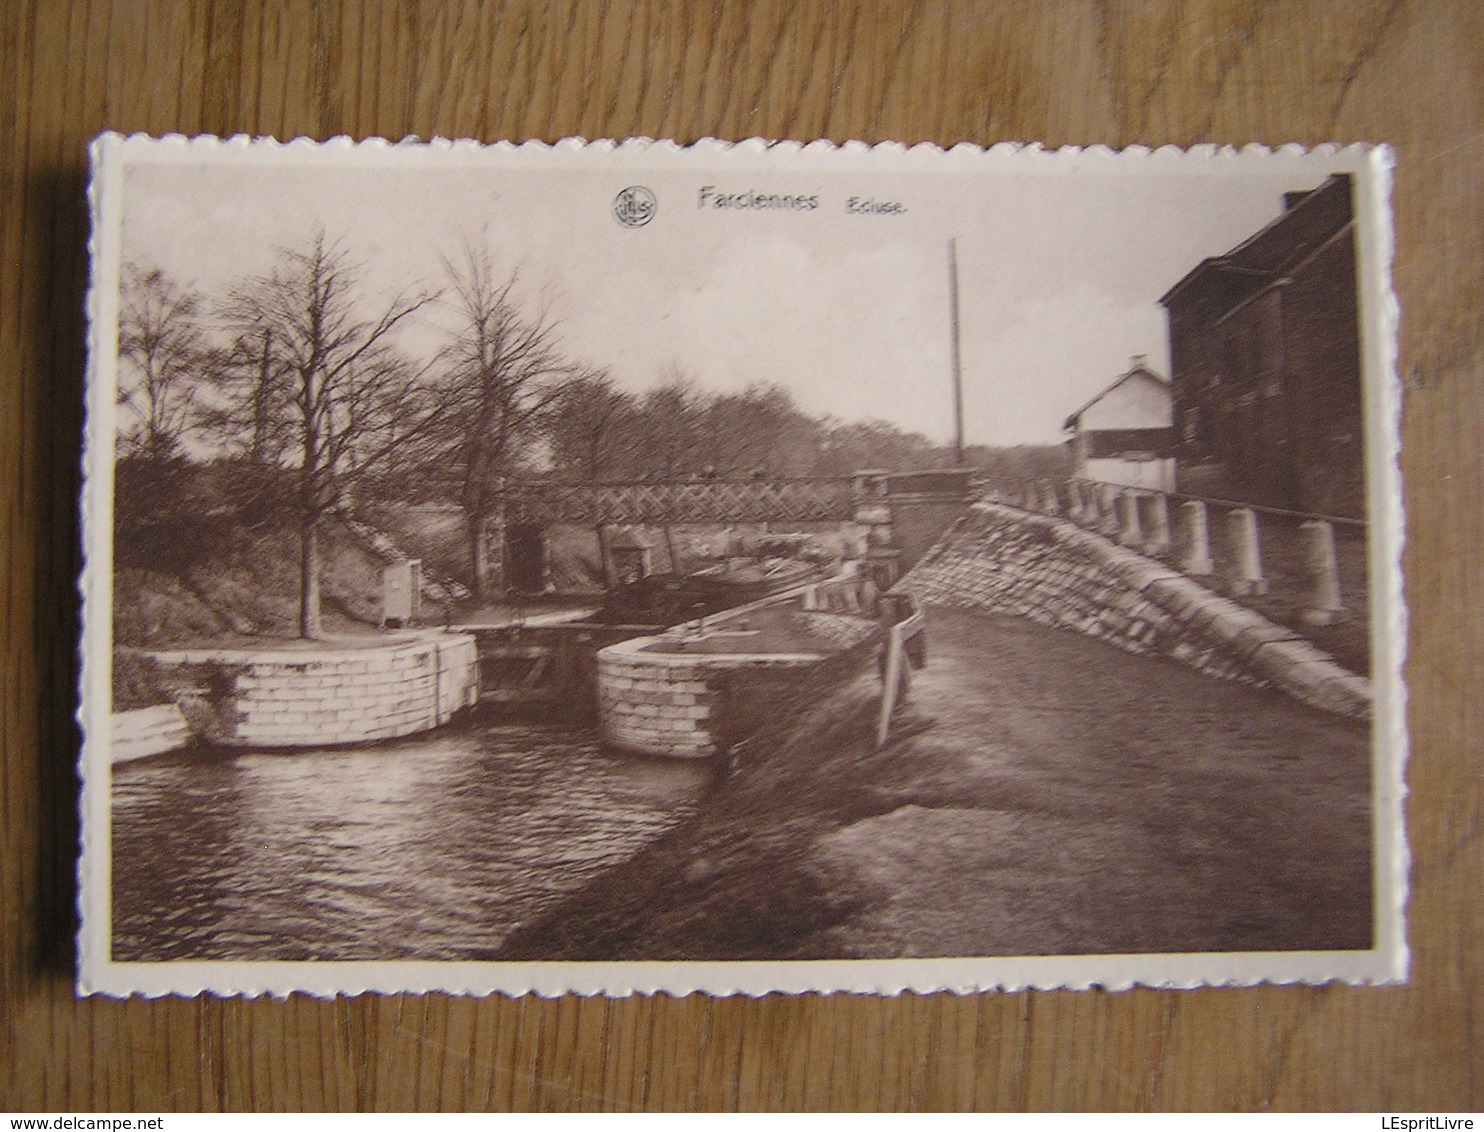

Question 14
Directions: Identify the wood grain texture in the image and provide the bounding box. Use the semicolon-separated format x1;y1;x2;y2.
2;0;1480;1111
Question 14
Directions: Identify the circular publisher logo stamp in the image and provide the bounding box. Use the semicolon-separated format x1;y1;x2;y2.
613;186;657;228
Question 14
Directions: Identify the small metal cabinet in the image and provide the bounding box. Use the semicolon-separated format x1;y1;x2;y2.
382;560;422;628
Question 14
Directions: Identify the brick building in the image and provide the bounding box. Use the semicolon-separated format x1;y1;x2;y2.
1158;174;1364;519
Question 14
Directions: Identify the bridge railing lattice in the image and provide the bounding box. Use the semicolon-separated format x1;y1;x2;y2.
499;477;856;526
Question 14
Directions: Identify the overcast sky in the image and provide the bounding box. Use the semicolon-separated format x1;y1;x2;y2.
117;144;1361;447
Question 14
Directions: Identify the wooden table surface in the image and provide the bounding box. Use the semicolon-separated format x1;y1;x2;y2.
2;0;1480;1112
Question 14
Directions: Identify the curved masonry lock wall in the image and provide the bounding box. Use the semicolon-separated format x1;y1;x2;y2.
111;703;193;764
905;503;1371;720
145;632;480;748
597;612;878;758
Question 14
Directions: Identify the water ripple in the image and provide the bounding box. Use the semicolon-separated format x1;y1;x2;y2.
112;719;710;961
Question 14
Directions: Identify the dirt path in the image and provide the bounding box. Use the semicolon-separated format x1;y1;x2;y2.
500;604;1374;960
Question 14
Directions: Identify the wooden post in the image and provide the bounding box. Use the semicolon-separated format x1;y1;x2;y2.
876;623;911;748
596;524;616;587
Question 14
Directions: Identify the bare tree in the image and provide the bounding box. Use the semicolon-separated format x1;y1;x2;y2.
117;264;208;459
200;323;297;467
633;366;704;480
702;382;813;478
544;367;639;584
219;229;439;638
812;416;942;477
545;367;638;482
427;246;569;603
629;367;708;572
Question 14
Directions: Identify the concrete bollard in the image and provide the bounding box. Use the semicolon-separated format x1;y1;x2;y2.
1178;500;1214;575
1225;508;1269;596
1066;481;1085;524
1299;519;1345;625
1092;484;1112;529
1140;492;1172;556
1085;484;1102;532
1039;480;1061;516
1117;490;1144;547
1098;485;1122;537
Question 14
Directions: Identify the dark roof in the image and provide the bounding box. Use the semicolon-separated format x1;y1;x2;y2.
1158;173;1354;310
1062;361;1170;433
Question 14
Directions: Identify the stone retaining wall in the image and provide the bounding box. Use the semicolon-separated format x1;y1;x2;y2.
111;703;192;763
145;632;479;748
905;503;1370;720
597;611;878;758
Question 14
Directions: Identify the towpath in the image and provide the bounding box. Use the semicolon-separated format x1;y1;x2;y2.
501;603;1374;960
813;605;1374;957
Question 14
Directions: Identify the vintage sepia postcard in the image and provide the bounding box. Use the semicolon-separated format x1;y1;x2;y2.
79;135;1406;997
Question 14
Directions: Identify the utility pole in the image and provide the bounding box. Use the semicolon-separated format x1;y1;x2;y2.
948;238;965;466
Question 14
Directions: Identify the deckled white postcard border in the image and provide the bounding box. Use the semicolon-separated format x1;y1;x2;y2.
79;135;1406;998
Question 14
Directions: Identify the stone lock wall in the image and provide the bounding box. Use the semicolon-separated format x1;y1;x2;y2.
905;503;1370;720
596;611;878;759
111;703;193;764
146;632;480;748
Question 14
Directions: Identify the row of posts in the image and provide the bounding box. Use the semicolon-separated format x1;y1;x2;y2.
994;480;1347;627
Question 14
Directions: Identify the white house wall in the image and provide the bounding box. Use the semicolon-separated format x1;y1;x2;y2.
1079;376;1173;431
1085;456;1175;492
